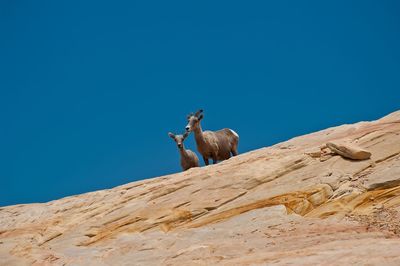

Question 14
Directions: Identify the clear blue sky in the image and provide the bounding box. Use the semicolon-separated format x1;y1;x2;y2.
1;1;399;206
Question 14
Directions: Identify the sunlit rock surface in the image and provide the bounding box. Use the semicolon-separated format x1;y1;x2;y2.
1;111;400;265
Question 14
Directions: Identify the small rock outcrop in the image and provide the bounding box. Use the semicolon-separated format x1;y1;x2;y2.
1;111;400;265
326;140;372;160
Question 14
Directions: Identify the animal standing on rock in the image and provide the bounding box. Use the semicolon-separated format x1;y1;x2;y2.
168;132;200;171
185;109;239;165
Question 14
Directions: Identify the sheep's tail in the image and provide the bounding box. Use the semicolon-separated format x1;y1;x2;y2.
229;129;239;140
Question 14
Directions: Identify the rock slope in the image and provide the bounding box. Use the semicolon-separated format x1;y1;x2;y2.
1;111;400;265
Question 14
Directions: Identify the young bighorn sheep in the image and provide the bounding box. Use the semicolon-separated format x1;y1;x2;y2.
168;132;200;171
185;110;239;165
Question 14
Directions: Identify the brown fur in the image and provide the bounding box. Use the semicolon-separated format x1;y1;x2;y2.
185;110;239;165
168;132;200;171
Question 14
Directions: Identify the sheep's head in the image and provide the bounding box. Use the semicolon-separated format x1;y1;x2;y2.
185;109;203;132
168;132;189;149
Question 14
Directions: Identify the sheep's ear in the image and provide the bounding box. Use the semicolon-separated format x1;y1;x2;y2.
186;112;194;120
168;132;175;139
198;114;204;121
195;109;203;117
182;132;189;139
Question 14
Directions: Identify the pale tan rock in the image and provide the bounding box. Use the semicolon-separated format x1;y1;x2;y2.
1;110;400;265
326;140;372;160
363;164;400;191
304;147;322;158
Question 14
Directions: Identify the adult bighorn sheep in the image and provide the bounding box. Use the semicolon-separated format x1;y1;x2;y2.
185;109;239;165
168;132;200;171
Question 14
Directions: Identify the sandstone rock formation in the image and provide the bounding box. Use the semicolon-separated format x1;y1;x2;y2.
326;140;372;160
1;111;400;265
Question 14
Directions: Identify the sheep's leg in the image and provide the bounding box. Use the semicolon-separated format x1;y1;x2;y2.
203;156;209;166
231;148;238;156
212;154;218;164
